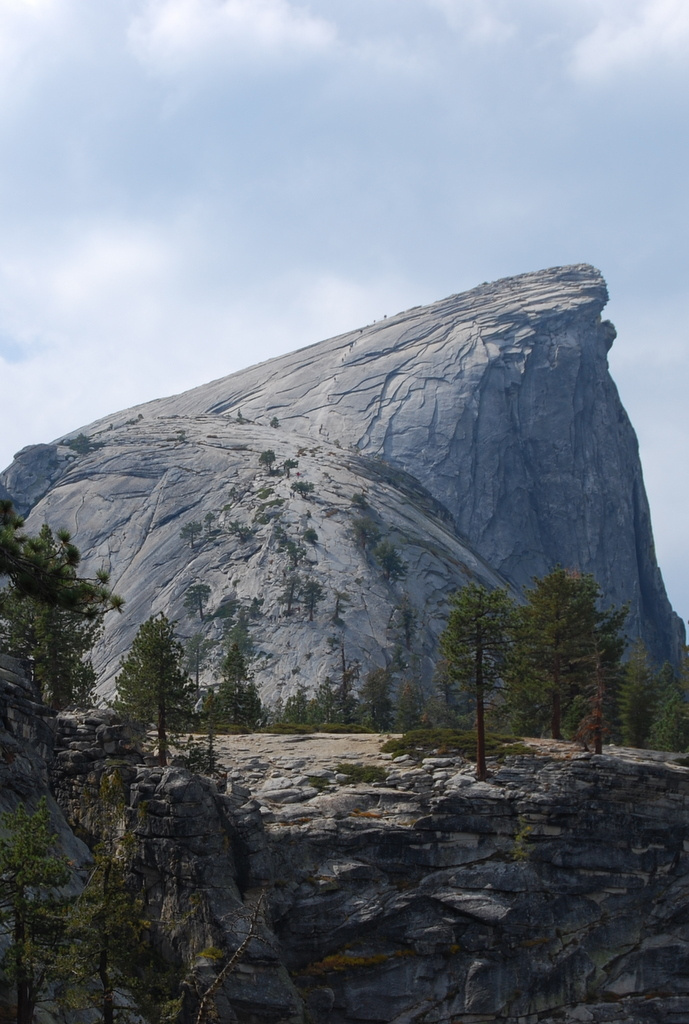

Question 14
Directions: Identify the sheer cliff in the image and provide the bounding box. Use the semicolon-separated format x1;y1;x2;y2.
0;264;682;696
4;657;689;1024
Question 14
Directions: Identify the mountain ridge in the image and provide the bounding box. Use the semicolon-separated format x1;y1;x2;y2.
1;263;683;697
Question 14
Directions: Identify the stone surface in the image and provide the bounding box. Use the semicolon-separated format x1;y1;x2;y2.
5;667;689;1023
0;264;683;699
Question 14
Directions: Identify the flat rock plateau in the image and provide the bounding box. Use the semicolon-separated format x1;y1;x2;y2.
4;654;689;1024
0;264;684;702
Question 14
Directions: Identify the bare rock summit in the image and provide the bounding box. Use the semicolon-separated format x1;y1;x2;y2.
1;264;683;698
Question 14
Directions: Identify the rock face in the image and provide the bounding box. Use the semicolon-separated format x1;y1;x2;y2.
4;665;689;1024
0;264;683;698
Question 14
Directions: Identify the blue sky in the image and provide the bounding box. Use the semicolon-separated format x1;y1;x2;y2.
0;0;688;629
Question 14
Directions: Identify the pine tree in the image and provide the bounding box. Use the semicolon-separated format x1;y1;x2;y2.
0;798;71;1024
618;640;656;747
60;773;153;1024
0;501;121;615
648;657;689;751
114;614;195;766
307;678;340;725
302;579;324;621
282;684;310;724
440;583;514;780
358;668;394;731
393;595;417;650
373;540;406;581
217;642;264;728
183;583;212;622
507;568;625;740
394;681;424;732
184;633;216;698
0;525;103;709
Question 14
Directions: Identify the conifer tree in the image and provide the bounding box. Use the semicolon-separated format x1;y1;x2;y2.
394;681;424;732
307;678;340;724
0;501;121;615
440;583;514;780
0;525;103;708
217;642;263;728
373;540;406;581
183;583;212;622
115;614;194;765
0;799;71;1024
507;568;625;740
302;579;324;621
618;640;656;747
60;773;152;1024
282;684;310;724
358;667;394;731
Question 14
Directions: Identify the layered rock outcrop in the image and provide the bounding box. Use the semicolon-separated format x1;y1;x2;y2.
4;660;689;1024
0;265;683;699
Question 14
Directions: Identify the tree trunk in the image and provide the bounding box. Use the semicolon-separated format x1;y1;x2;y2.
99;946;114;1024
551;655;562;739
475;640;487;782
15;916;33;1024
158;702;167;766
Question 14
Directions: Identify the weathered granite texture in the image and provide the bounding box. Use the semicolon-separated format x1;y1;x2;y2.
49;710;689;1024
0;265;683;699
0;657;92;1021
5;667;689;1024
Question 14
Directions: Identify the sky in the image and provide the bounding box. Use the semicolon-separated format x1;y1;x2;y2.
0;0;687;628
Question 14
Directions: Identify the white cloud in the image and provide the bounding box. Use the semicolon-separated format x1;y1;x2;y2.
570;0;689;81
424;0;515;44
0;0;66;98
128;0;336;75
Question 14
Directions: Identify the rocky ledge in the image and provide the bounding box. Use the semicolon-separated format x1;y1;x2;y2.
49;716;689;1023
3;656;689;1024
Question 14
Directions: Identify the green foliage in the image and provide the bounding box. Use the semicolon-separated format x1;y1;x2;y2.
394;681;424;732
184;633;216;695
331;590;350;625
381;728;529;762
506;567;626;741
282;684;311;724
183;582;212;622
280;573;302;616
262;722;315;734
440;583;514;778
217;642;264;728
302;579;325;620
270;417;280;428
618;640;656;747
303;527;318;545
511;816;534;862
291;480;315;498
226;520;254;542
351;515;380;550
0;798;71;1024
183;692;220;775
392;595;417;650
0;501;121;616
59;774;157;1024
372;540;406;581
335;763;387;784
357;667;394;731
114;614;195;765
259;449;277;473
316;723;373;734
0;526;103;708
179;520;203;549
63;433;104;455
283;458;298;478
350;492;368;509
